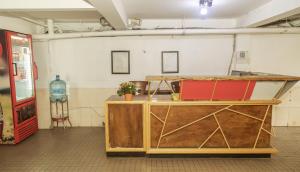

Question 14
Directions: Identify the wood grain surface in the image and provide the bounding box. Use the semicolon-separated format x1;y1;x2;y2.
108;104;143;148
150;105;272;149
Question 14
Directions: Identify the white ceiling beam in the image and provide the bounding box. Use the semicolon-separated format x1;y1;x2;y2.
0;0;94;11
140;19;237;29
237;0;300;27
88;0;128;30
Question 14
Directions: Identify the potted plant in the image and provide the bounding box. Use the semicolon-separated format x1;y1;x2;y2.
117;82;136;101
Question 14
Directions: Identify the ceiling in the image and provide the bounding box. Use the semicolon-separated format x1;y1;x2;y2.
1;0;299;31
0;10;102;22
122;0;272;19
0;0;272;22
262;13;300;27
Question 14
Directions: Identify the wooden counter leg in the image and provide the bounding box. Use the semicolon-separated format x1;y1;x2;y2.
105;103;110;151
148;82;151;101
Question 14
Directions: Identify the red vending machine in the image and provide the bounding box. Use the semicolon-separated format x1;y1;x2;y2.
0;30;38;144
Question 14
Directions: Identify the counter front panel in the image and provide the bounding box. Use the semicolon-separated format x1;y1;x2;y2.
107;104;144;149
149;105;271;149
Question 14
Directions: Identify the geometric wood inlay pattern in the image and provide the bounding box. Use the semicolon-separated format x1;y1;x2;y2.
150;105;272;149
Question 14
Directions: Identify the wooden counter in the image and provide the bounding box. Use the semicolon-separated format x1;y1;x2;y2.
105;95;280;155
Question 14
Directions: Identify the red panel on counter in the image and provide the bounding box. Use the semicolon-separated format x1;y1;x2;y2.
213;80;256;100
180;80;215;100
180;80;256;101
244;81;256;100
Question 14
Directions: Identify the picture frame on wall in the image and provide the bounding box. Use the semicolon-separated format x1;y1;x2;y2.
161;51;179;73
111;51;130;74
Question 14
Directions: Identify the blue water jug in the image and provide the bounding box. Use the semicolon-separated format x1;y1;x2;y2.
49;75;67;102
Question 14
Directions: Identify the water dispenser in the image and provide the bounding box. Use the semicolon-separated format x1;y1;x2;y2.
49;75;67;102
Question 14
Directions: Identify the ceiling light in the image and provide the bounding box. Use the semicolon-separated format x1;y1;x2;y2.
199;0;213;15
200;7;208;15
199;0;213;7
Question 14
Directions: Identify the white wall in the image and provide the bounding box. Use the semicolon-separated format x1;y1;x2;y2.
33;35;234;128
236;34;300;76
35;35;234;88
235;34;300;126
0;16;36;34
32;34;300;128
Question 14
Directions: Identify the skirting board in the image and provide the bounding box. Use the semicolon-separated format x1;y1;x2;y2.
146;148;278;154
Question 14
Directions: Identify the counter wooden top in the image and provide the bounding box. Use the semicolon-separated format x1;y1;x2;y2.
105;95;281;105
106;95;171;103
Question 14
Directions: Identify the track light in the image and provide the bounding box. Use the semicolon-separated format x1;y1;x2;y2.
199;0;213;7
199;0;213;15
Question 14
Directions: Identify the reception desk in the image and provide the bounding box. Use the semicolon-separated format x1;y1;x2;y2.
105;73;300;156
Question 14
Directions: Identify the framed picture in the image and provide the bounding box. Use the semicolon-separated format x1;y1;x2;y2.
111;51;130;74
161;51;179;73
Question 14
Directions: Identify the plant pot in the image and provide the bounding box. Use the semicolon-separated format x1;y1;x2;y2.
124;94;133;101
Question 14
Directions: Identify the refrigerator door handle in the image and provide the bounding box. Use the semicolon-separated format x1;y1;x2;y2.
12;62;17;76
0;103;3;116
33;61;38;80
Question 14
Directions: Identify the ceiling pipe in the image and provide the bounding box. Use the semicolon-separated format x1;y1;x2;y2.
32;28;300;40
47;19;54;35
19;17;47;28
18;16;63;34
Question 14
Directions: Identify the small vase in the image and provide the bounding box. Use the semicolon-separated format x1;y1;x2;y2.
124;94;133;101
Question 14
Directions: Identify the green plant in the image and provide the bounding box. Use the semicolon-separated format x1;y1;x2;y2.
117;82;136;96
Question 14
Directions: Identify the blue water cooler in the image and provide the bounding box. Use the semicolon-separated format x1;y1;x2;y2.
49;75;72;128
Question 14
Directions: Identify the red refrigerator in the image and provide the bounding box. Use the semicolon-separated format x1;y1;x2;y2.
0;30;38;144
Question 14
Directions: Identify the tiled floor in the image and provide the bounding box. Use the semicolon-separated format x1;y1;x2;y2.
0;127;300;172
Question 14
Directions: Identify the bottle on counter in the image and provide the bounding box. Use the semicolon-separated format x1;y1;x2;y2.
49;75;67;102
